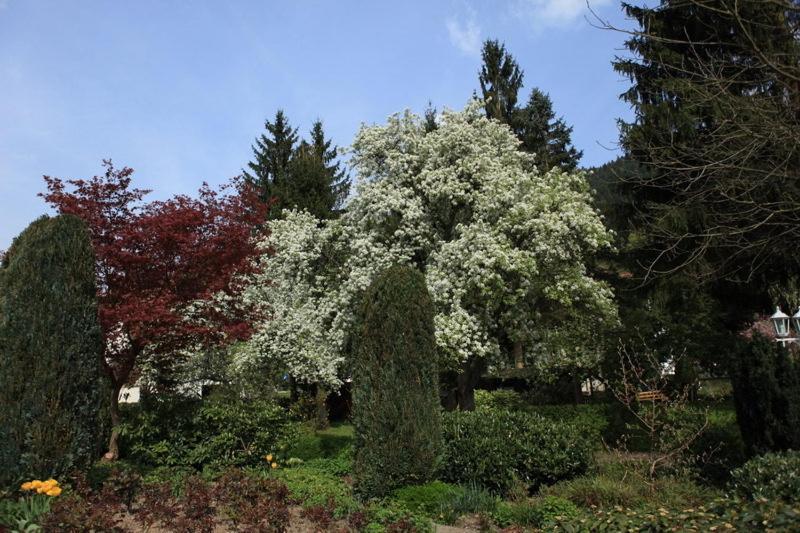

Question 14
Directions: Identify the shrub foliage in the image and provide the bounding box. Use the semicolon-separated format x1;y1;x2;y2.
439;409;592;495
731;450;800;504
352;265;442;497
119;392;294;471
0;215;108;487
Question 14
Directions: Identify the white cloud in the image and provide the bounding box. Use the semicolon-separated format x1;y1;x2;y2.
446;8;481;57
509;0;611;30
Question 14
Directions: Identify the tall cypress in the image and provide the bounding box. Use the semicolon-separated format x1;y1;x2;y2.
0;215;108;487
352;265;441;497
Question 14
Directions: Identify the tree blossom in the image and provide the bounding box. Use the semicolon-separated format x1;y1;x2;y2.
243;102;616;393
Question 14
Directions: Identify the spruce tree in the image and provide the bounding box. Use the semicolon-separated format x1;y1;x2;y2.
479;39;523;124
514;88;582;171
0;215;108;487
283;141;339;220
423;101;438;133
613;0;799;290
352;265;441;497
243;109;299;212
244;112;349;219
478;39;581;171
309;120;350;215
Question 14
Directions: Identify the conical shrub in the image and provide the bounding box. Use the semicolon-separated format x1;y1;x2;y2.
0;215;109;487
352;265;441;497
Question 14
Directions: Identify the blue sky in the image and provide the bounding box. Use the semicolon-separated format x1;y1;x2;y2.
0;0;634;250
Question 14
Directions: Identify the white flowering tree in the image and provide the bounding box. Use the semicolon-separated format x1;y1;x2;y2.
243;102;616;410
239;211;346;407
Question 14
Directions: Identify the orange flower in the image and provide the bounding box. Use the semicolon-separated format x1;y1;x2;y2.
45;487;62;497
20;481;34;491
265;454;274;462
270;462;278;469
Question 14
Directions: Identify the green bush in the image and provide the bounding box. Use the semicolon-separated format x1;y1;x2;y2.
474;389;529;411
352;265;442;497
474;392;611;445
390;481;465;517
0;215;109;488
731;450;800;503
439;409;593;495
437;483;498;523
528;404;610;444
119;391;294;471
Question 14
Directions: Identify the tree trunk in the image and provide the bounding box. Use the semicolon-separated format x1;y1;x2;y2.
572;377;582;406
456;358;486;411
440;371;459;411
314;385;329;430
289;374;299;403
103;379;124;461
513;340;524;369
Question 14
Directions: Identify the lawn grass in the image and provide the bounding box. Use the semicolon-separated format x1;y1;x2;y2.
287;421;354;460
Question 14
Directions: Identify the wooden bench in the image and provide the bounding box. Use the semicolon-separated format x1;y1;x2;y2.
636;390;667;402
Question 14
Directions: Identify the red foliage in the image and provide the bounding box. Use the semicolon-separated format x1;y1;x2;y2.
740;315;778;341
41;160;269;457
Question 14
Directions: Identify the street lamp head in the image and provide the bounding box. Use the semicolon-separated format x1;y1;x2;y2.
771;306;791;338
792;307;800;337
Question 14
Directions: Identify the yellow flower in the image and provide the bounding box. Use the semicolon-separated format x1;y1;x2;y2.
20;482;34;491
45;487;62;497
270;462;278;469
265;454;274;462
38;479;58;493
29;480;43;489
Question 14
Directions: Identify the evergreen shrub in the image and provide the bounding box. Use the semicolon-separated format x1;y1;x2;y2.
0;215;108;488
119;391;294;471
439;410;592;495
731;450;800;503
352;265;441;497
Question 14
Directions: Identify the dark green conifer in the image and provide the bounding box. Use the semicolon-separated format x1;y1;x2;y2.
478;39;581;171
479;39;523;124
352;265;441;497
0;215;108;487
244;113;349;219
243;109;299;212
514;88;582;171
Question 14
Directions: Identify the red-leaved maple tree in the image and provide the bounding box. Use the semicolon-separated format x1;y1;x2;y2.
42;160;269;459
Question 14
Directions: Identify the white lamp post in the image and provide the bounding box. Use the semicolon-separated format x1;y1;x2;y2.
770;306;798;345
771;307;790;338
